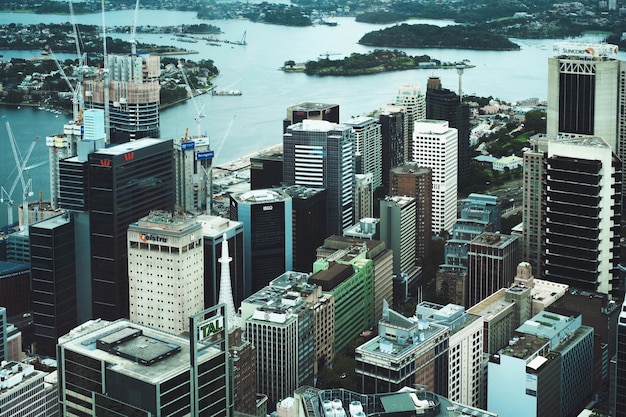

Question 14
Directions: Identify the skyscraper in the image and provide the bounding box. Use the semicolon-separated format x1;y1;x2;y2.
173;135;213;214
229;188;293;297
57;317;229;416
544;136;621;296
395;85;426;161
198;215;245;309
376;106;406;191
344;116;383;189
389;163;433;264
379;196;419;281
547;42;620;151
128;211;204;334
412;120;458;234
354;173;374;221
467;232;520;308
83;54;161;143
426;76;471;186
283;119;355;236
547;42;626;207
283;102;339;132
283;185;327;273
29;213;76;357
88;138;175;321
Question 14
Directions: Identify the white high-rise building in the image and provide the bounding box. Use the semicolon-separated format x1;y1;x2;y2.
396;85;426;160
345;116;383;189
412;120;458;234
128;211;204;334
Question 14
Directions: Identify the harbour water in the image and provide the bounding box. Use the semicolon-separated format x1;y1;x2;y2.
0;9;617;223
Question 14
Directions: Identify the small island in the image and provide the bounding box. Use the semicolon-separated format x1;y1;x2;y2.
282;49;472;76
358;24;520;51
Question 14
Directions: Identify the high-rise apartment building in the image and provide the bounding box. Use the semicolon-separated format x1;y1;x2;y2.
57;317;229;416
229;188;293;297
283;119;355;236
83;54;161;143
395;85;426;160
544;136;621;296
173;135;213;214
128;211;204;334
389;163;432;264
522;136;547;277
86;138;175;321
283;102;339;132
345;116;383;189
29;213;76;357
426;76;471;186
467;232;520;308
412;120;458;234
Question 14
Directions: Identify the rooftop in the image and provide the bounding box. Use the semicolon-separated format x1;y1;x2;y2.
498;333;550;361
30;213;71;230
131;210;200;233
0;362;46;396
58;319;220;385
288;102;338;112
95;137;166;155
234;188;289;203
468;288;515;321
470;232;517;248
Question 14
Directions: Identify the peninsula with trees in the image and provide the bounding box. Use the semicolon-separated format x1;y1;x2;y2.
358;24;520;51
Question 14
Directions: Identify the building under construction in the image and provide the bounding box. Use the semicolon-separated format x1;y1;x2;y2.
83;54;161;144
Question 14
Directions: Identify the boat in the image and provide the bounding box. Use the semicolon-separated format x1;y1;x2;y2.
212;90;242;96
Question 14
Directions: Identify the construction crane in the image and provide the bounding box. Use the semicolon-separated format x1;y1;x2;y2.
178;59;206;138
0;116;37;227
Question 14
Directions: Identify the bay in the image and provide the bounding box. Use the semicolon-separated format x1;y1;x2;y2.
0;10;616;225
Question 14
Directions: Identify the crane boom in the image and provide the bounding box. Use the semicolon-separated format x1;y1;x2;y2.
2;116;36;228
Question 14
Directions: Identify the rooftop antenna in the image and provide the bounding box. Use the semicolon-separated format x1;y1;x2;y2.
456;65;464;102
218;233;238;332
130;0;140;56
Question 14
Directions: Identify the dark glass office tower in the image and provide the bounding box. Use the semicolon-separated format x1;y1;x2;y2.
88;138;174;320
29;214;76;357
377;108;405;192
283;102;339;132
426;77;471;186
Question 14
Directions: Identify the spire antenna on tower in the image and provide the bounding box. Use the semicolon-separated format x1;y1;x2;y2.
218;233;238;332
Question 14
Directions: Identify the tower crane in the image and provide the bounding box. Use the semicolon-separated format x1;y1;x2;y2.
178;59;206;138
0;116;37;227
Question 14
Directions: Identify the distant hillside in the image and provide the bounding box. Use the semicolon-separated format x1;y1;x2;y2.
359;23;520;51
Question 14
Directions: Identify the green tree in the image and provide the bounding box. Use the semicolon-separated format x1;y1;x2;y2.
524;109;547;134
